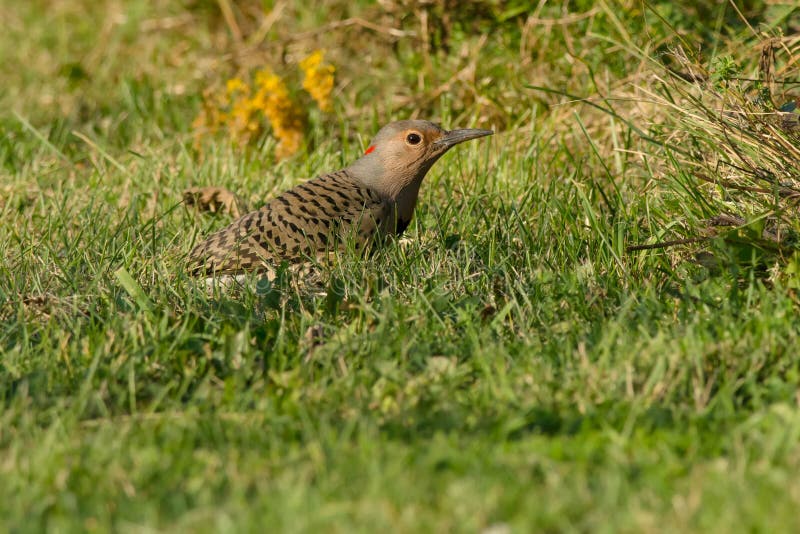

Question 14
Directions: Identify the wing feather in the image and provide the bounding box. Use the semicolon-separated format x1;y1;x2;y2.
188;171;393;275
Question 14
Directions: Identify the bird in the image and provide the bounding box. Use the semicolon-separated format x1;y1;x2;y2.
188;120;493;278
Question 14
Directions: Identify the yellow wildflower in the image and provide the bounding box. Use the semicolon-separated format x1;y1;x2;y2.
192;87;231;149
225;77;249;96
193;57;330;158
253;68;305;158
299;50;335;112
227;93;262;144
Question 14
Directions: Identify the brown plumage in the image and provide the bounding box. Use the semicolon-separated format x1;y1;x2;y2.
188;120;493;276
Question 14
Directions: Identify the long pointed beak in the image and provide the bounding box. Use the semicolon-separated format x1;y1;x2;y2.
435;128;494;149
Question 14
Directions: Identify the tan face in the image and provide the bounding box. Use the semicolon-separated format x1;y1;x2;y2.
350;119;493;199
376;124;448;169
382;128;444;173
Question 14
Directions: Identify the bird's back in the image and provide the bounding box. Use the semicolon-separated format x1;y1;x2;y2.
188;170;394;275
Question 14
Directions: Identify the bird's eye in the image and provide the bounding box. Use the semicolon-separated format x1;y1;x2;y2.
406;133;422;145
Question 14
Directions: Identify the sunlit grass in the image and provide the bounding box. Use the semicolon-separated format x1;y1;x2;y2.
2;0;800;531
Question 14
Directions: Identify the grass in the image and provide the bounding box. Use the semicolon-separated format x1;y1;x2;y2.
2;0;800;531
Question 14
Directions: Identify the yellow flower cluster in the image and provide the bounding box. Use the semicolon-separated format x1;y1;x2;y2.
299;50;335;112
192;50;335;159
252;68;305;159
225;77;261;143
191;76;269;150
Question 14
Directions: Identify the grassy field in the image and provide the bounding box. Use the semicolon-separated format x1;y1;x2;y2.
2;0;800;531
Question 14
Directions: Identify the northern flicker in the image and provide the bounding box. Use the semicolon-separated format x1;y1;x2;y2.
188;120;493;277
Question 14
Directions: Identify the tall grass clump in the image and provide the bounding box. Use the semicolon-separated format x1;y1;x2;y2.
627;32;800;280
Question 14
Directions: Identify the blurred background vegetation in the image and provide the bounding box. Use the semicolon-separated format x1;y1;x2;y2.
2;0;793;138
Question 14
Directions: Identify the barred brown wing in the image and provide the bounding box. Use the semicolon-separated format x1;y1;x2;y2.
188;170;393;275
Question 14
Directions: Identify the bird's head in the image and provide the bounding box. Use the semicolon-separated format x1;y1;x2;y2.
347;120;493;200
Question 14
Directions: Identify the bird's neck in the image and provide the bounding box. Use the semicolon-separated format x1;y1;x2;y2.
392;178;423;224
346;154;441;228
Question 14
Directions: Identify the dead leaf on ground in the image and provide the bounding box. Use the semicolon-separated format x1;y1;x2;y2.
183;186;248;218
